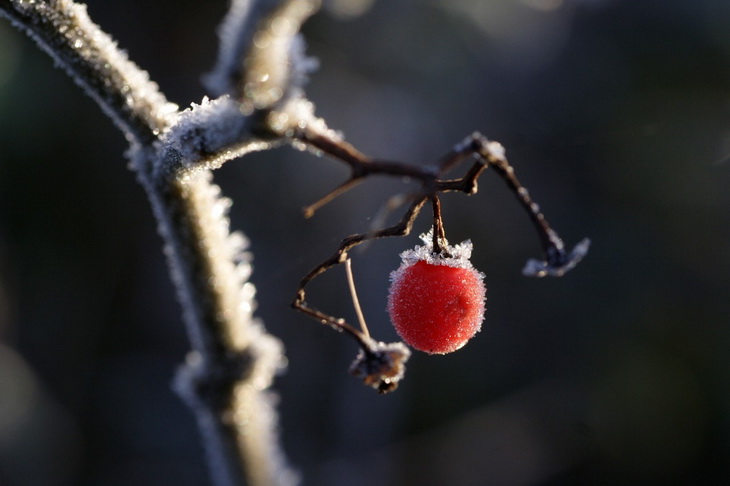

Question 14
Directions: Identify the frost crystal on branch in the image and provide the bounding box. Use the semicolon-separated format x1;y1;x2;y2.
522;237;592;277
161;96;274;172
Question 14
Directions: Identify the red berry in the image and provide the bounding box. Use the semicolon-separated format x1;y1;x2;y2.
387;236;486;354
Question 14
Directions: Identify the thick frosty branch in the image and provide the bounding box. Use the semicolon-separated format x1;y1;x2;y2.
0;0;177;144
1;1;306;485
129;146;298;485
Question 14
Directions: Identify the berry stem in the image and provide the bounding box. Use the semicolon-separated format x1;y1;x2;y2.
430;195;449;256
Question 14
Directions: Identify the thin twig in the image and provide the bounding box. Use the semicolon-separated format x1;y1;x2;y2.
345;259;370;338
303;176;365;218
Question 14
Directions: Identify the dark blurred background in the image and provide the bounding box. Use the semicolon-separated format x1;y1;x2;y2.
1;0;729;485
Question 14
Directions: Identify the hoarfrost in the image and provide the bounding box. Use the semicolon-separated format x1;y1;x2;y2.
268;95;343;143
173;324;295;486
182;171;258;349
396;228;478;270
161;96;273;171
522;238;591;277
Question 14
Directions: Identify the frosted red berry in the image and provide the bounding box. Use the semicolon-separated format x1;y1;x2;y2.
387;235;486;354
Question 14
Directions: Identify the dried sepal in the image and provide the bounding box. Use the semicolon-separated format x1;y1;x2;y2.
349;339;411;394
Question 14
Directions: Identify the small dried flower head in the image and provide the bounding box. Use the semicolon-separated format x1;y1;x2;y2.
349;340;411;394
